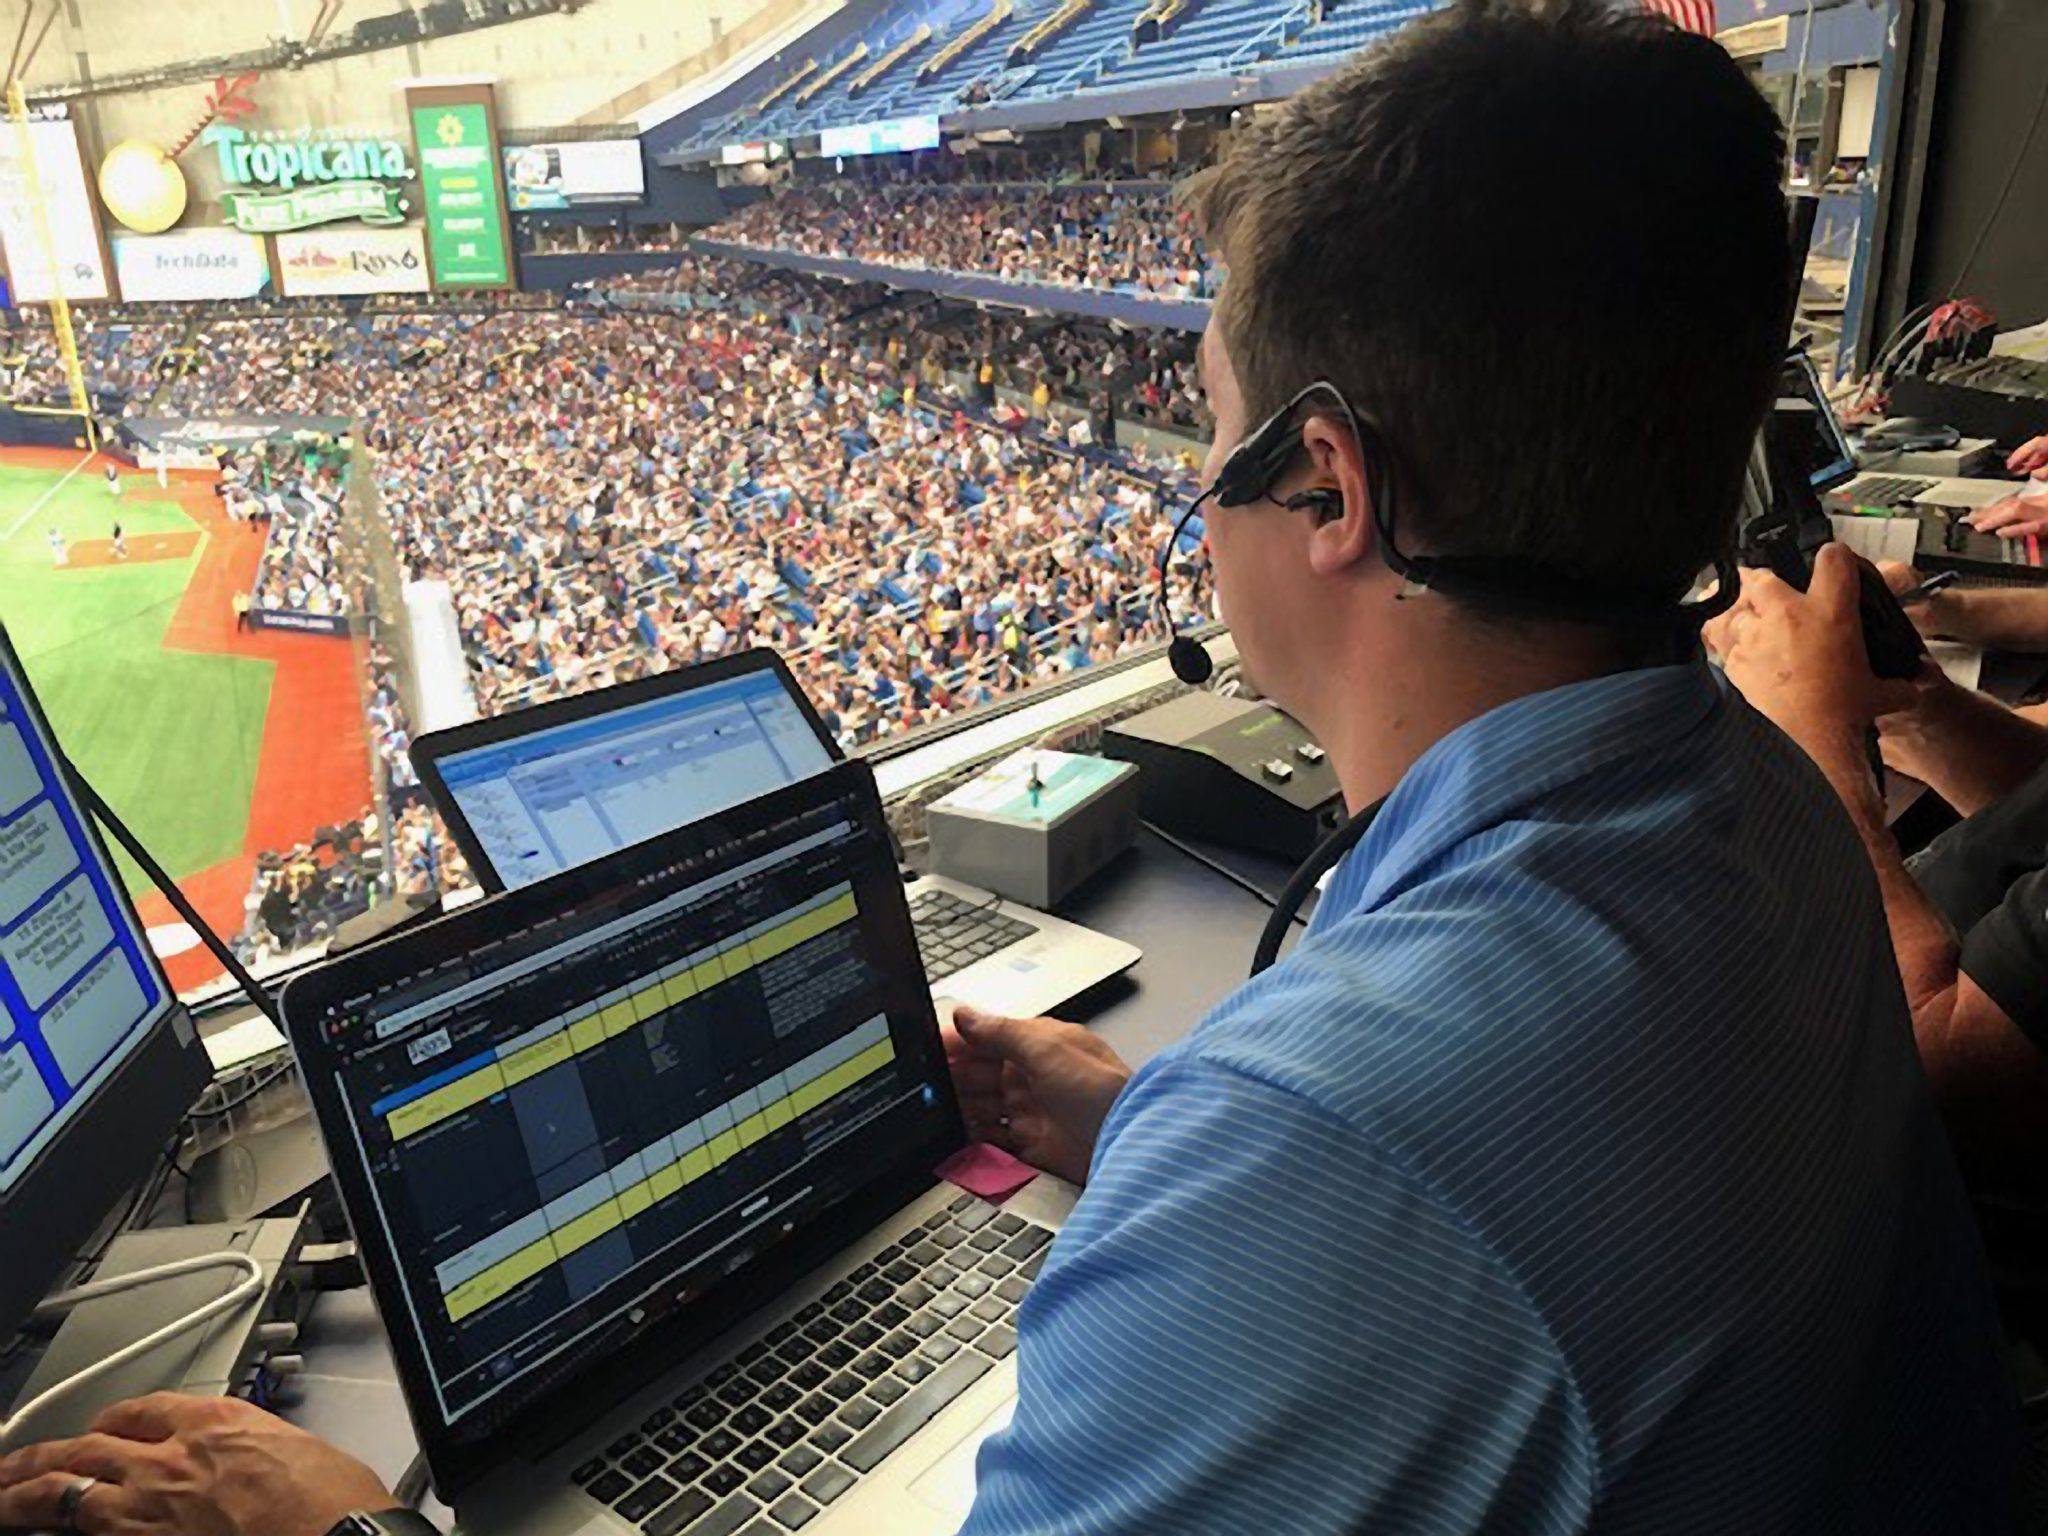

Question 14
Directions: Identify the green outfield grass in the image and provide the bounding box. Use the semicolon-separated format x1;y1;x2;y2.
0;462;271;892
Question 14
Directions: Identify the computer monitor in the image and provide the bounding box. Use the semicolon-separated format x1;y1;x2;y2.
0;619;209;1336
282;759;962;1493
413;651;840;894
1778;351;1861;493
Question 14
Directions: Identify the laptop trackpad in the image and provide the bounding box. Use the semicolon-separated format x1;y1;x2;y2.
907;1399;1016;1520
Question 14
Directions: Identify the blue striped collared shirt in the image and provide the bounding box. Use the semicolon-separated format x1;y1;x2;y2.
960;660;2015;1535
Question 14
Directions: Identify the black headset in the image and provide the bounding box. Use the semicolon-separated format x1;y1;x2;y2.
1157;380;1741;686
1152;379;1742;973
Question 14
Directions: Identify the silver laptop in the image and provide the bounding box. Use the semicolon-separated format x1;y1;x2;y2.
283;761;1073;1536
1788;368;2019;512
1830;466;2016;512
410;649;1139;1020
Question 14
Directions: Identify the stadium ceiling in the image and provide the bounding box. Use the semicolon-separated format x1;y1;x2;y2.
26;0;581;105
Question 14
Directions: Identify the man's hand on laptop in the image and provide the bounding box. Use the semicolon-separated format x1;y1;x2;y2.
942;1007;1132;1186
0;1393;397;1536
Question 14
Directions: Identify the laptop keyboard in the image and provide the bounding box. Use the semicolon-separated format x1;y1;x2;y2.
571;1192;1053;1535
909;892;1037;984
1848;475;1938;508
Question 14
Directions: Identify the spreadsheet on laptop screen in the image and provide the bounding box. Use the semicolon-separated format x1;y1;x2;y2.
437;671;836;889
302;786;954;1429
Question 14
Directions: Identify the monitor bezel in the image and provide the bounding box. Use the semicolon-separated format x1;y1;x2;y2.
280;758;965;1498
411;647;844;895
0;618;207;1338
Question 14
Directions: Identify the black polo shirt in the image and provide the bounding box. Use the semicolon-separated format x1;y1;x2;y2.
1911;763;2048;1044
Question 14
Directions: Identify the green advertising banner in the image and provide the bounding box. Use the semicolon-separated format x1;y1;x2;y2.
221;180;407;234
409;96;512;289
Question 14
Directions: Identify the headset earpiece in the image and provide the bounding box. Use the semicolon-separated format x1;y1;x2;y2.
1281;489;1343;523
1213;396;1315;509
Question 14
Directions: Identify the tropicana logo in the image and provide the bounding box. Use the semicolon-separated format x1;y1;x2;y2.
209;124;413;191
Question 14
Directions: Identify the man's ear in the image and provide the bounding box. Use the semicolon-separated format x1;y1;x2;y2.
1298;413;1377;577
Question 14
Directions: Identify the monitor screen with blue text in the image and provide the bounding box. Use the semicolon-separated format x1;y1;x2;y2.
0;637;173;1194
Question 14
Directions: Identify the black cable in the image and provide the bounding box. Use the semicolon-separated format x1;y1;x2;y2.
1251;796;1388;977
1944;70;2048;300
1140;818;1301;922
72;1132;183;1270
65;761;283;1024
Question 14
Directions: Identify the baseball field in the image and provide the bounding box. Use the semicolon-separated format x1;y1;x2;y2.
0;448;371;989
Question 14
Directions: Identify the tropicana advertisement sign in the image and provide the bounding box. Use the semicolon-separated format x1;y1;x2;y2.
206;124;412;233
95;74;415;238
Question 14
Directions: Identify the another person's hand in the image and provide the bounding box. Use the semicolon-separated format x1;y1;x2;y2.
0;1393;397;1536
942;1006;1132;1186
2006;432;2048;478
1704;545;1925;751
1875;559;1969;643
1969;489;2048;542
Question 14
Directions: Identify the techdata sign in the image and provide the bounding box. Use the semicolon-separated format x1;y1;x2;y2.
276;227;430;296
205;124;412;233
111;229;269;301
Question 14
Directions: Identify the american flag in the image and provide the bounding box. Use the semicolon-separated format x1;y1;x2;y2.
1639;0;1717;35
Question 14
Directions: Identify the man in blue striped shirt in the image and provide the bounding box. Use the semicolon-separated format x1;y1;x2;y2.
942;1;2019;1529
0;6;2013;1536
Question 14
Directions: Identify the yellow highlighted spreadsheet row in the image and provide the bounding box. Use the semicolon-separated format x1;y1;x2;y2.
387;890;860;1142
439;1032;896;1323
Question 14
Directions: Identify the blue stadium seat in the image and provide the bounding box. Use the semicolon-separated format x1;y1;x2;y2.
1097;2;1289;88
1021;0;1153;94
1278;0;1440;63
676;0;1444;151
872;0;1036;116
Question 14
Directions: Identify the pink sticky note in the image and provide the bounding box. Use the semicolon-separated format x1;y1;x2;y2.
936;1142;1040;1203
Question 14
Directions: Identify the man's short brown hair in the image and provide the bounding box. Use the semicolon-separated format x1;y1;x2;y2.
1188;0;1789;597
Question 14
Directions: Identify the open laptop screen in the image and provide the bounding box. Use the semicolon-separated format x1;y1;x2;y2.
1779;352;1861;493
284;762;961;1481
424;659;838;892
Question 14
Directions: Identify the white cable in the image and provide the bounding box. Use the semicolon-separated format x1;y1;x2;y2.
0;1252;266;1452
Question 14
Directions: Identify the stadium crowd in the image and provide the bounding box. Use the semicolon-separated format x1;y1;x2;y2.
225;438;354;618
25;253;1207;957
525;223;691;254
714;180;1217;298
606;260;1207;433
2;310;189;409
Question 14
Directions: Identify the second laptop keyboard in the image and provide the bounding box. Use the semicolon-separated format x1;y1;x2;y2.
572;1192;1053;1535
1848;475;1938;508
909;891;1037;983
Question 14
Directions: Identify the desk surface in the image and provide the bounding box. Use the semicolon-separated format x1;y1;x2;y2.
279;827;1289;1506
